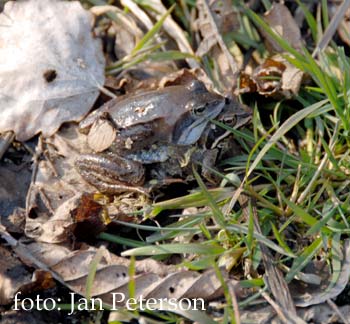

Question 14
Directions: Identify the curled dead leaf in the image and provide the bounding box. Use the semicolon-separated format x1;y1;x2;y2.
238;56;303;98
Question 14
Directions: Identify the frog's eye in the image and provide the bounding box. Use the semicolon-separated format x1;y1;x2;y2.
223;115;236;126
193;103;208;116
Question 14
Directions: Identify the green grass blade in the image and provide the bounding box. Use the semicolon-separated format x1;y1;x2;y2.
285;236;323;282
149;188;232;217
270;222;294;256
85;247;105;300
121;243;225;256
131;4;175;55
98;232;146;248
246;99;328;178
226;225;295;257
192;167;226;228
295;0;317;42
148;50;199;62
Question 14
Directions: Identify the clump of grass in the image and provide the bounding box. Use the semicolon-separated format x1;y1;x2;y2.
85;1;350;322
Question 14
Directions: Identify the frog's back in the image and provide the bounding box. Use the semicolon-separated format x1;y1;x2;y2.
108;86;195;128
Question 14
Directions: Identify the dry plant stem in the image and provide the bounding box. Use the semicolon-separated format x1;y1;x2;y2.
0;131;15;160
98;84;117;99
258;289;289;323
313;0;350;57
228;284;241;324
199;0;239;87
120;0;154;30
326;299;350;324
245;186;283;216
25;136;44;217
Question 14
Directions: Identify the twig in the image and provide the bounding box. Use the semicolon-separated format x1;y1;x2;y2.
0;131;15;160
313;0;350;57
326;299;350;324
228;284;241;324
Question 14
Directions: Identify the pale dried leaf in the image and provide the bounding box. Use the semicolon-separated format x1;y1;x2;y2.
87;118;116;152
0;0;105;141
25;193;81;243
330;2;350;46
280;61;304;98
120;0;154;31
294;239;350;307
298;304;350;324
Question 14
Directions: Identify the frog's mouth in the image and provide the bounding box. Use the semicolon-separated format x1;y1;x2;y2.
174;101;225;145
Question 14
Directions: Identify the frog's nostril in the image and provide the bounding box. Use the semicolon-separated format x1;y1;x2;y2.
224;97;230;105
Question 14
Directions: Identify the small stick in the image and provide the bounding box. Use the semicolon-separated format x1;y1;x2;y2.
0;131;15;160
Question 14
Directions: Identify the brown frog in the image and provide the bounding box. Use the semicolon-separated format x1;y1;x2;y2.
75;81;251;194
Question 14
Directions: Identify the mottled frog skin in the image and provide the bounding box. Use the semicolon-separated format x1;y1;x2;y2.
75;81;252;193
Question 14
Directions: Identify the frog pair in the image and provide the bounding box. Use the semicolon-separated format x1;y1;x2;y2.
75;81;252;194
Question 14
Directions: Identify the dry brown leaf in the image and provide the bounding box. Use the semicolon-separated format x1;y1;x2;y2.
238;56;303;99
261;3;303;53
0;238;248;308
0;165;30;233
195;0;240;92
25;123;148;243
0;245;54;305
25;124;96;243
0;0;105;141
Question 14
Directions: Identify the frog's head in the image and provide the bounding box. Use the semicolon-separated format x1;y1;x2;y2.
172;81;227;145
203;98;252;148
172;81;253;145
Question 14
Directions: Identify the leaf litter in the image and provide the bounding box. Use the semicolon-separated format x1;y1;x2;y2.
1;0;350;323
0;0;105;141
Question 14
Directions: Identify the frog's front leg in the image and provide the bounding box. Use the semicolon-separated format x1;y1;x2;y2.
75;153;147;195
199;149;220;184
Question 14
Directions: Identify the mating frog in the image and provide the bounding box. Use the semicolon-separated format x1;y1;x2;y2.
75;81;251;194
